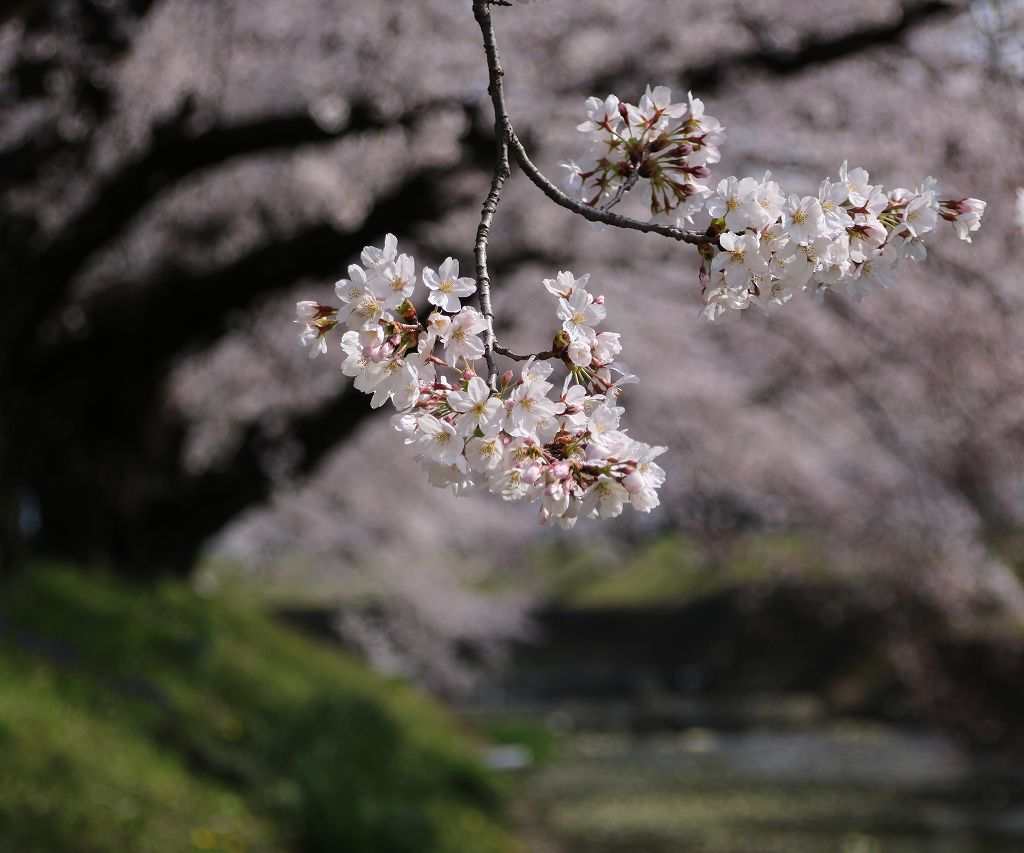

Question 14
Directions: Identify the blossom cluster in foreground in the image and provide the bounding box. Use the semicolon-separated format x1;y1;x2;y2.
295;86;985;526
562;86;986;321
296;236;665;526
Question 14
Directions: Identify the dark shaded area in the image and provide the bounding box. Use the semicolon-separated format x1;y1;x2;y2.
2;151;482;572
492;589;1024;753
0;0;493;573
686;0;956;91
590;0;958;95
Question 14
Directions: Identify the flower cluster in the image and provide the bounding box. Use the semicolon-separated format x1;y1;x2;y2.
296;237;666;526
700;167;987;320
559;83;985;320
561;85;724;222
294;85;986;526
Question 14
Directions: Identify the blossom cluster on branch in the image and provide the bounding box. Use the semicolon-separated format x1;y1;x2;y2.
296;236;665;526
698;168;986;320
294;3;986;527
561;86;986;322
562;85;724;221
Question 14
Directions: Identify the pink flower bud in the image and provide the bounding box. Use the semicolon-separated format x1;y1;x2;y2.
463;369;476;380
552;461;570;480
501;370;514;388
296;300;319;321
522;465;542;484
369;346;386;363
593;294;605;305
942;197;986;216
622;471;644;493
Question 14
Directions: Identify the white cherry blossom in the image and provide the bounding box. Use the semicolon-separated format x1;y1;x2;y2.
424;258;476;312
557;288;606;339
442;308;488;366
782;195;827;244
448;376;503;436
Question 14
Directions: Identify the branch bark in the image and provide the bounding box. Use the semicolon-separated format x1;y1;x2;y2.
472;0;511;386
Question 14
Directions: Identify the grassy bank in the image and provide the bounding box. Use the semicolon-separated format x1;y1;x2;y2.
0;564;517;853
529;532;830;610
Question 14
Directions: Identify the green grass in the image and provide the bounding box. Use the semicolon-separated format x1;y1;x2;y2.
0;564;519;853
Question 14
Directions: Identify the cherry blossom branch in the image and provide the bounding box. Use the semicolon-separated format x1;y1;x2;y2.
600;168;640;213
474;1;713;247
289;0;987;532
492;344;561;362
471;0;511;388
469;0;712;377
506;117;715;245
474;159;506;388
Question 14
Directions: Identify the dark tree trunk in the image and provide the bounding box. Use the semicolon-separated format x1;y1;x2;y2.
0;96;491;576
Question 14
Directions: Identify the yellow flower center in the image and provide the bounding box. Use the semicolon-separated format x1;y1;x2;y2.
357;300;381;320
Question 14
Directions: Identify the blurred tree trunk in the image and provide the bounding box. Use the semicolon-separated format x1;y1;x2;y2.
0;0;496;576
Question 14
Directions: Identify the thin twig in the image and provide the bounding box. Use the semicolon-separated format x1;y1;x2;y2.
493;344;561;362
477;5;712;245
600;168;640;212
471;0;513;387
505;125;713;245
470;0;714;381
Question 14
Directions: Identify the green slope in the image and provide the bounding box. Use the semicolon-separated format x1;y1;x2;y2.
0;564;517;853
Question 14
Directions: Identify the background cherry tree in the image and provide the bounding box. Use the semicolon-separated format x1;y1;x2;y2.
3;0;1023;689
